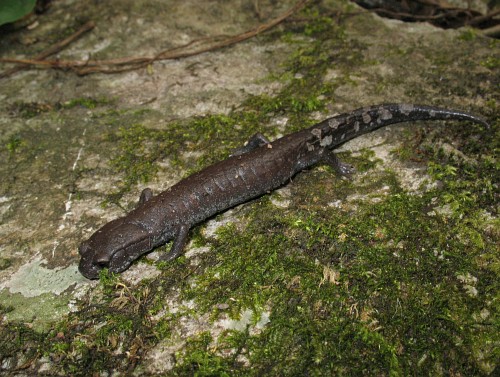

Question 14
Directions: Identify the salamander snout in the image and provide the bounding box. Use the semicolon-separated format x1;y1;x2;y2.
78;240;119;279
78;220;153;279
78;247;102;280
78;227;119;278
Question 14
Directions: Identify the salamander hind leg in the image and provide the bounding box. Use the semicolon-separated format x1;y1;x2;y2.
231;133;270;156
323;151;355;176
295;148;353;176
158;224;190;262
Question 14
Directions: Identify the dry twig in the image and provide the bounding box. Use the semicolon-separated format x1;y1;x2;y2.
0;21;95;79
0;0;310;76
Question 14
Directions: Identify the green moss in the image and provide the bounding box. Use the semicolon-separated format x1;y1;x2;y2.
0;321;45;370
8;101;54;118
7;97;113;119
172;332;237;376
5;134;25;154
352;149;382;172
458;29;477;42
480;56;500;70
176;168;497;374
61;97;112;109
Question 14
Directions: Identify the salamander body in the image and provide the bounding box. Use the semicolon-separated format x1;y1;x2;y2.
78;104;488;279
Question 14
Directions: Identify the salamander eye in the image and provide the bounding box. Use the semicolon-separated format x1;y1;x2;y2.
95;255;110;267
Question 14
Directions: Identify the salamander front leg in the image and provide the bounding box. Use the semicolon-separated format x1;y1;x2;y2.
323;151;355;176
231;133;270;156
159;224;190;262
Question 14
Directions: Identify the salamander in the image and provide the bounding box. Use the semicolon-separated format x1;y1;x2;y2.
78;103;488;279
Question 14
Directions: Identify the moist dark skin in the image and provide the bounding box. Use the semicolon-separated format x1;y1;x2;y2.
78;103;488;279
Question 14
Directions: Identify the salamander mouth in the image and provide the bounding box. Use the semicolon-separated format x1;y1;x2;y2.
78;250;102;279
78;246;134;279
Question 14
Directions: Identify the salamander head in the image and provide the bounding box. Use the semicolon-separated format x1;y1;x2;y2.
78;218;152;279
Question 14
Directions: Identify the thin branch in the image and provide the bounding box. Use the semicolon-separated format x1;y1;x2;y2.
0;21;95;79
0;0;310;76
467;8;500;26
